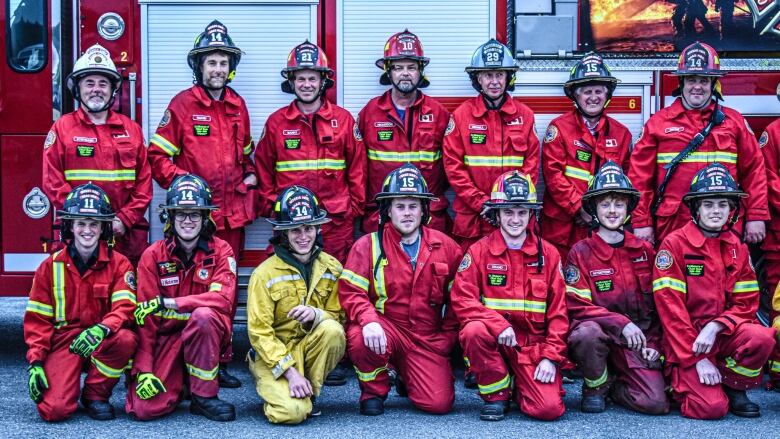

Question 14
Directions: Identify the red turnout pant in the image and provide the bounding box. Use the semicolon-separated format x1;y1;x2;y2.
126;307;231;420
347;315;455;414
36;328;136;422
460;321;565;421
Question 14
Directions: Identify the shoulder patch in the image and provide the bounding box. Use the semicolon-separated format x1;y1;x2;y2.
444;115;456;136
655;249;673;271
759;131;769;149
458;253;472;272
158;109;172;129
544;125;558;144
564;264;580;285
125;271;137;291
353;118;363;142
228;256;237;275
744;118;754;135
44;130;56;149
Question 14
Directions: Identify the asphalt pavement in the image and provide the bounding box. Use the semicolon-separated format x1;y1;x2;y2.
2;297;779;438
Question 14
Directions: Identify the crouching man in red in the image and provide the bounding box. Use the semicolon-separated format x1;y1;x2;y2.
126;175;238;422
565;162;668;414
653;163;775;419
451;171;568;421
24;183;137;421
339;164;462;416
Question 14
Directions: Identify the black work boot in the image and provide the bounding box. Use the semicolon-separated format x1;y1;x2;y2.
310;396;321;417
324;363;349;386
724;387;760;418
359;397;385;416
190;394;237;421
395;374;408;397
464;372;478;389
218;363;241;388
580;394;606;413
81;397;115;421
480;400;509;421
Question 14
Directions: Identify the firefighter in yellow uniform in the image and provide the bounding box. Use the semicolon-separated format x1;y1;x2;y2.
246;186;346;424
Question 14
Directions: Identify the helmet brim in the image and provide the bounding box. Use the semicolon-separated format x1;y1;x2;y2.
582;188;639;203
66;68;122;90
267;215;331;231
465;66;519;73
483;201;542;210
374;192;438;202
682;191;747;203
375;56;430;70
671;70;726;77
56;210;115;221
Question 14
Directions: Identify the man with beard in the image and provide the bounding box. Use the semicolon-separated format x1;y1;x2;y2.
256;41;366;264
358;30;452;233
148;20;254;387
43;44;151;266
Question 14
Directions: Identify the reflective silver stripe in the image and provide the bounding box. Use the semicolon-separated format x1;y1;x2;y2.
265;274;302;289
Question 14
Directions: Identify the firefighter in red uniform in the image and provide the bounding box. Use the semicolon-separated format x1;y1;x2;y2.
24;183;137;421
541;53;632;260
43;44;152;265
629;42;768;247
147;20;251;387
256;41;367;263
339;164;462;416
565;162;668;414
126;175;238;422
359;30;452;233
653;163;775;419
451;171;568;422
443;39;540;252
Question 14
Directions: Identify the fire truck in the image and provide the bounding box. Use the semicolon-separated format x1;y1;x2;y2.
3;0;780;320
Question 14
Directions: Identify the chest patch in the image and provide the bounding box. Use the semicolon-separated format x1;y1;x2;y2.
564;265;581;285
487;273;507;286
377;130;394;141
76;145;95;157
590;268;614;277
157;261;178;276
470;133;487;144
284;138;301;149
605;138;618;148
193;124;210;136
419;113;434;123
686;264;705;276
160;276;180;287
198;268;210;280
487;263;507;271
594;279;613;292
192;115;211;122
575;150;592;162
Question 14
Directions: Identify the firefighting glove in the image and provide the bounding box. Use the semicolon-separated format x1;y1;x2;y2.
69;324;109;358
28;362;49;404
135;372;166;400
134;296;164;327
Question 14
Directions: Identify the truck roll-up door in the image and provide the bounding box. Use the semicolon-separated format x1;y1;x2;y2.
140;0;318;251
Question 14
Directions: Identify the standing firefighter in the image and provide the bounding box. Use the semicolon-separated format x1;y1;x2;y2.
629;41;768;246
24;183;137;421
126;175;238;422
451;171;568;422
256;41;366;263
359;29;452;233
541;53;632;260
246;186;346;424
653;164;775;419
565;162;668;415
339;164;462;416
443;39;540;251
43;44;152;265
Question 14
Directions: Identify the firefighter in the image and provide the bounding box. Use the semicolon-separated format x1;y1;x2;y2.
246;186;346;424
147;20;251;387
42;44;152;266
541;53;632;260
24;183;137;421
339;164;462;416
358;29;452;234
256;41;367;264
628;41;768;247
653;163;775;419
565;162;668;415
451;171;568;422
126;175;238;422
443;38;540;252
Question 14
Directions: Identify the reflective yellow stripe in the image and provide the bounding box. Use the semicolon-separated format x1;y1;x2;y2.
584;368;609;388
275;159;346;172
463;155;524;167
482;297;546;313
371;233;388;314
656;151;738;164
53;261;67;327
186;362;219;381
652;277;687;294
566;285;592;301
478;374;510;395
243;141;253;155
367;149;441;163
110;290;137;304
733;280;759;294
272;354;295;379
769;360;780;374
64;169;136;181
725;357;761;378
150;133;180;156
354;365;388;382
159;309;191;320
209;282;222;292
463;356;471;368
341;269;369;291
564;166;592;182
91;357;124;379
25;300;54;317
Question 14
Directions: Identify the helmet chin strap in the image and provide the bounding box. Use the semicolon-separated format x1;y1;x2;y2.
77;86;117;113
481;89;507;110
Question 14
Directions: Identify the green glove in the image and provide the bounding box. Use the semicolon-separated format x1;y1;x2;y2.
134;296;163;327
69;324;108;357
28;362;49;403
135;372;166;400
